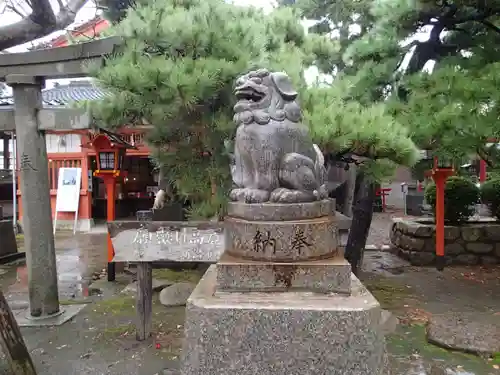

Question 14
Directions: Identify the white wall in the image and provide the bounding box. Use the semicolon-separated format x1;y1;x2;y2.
45;134;82;153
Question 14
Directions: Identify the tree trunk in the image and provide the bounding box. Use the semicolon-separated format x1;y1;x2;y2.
0;290;37;375
344;172;375;276
0;0;88;51
342;165;356;217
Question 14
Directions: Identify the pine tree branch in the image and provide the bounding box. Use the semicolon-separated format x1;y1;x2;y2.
480;20;500;35
0;0;87;51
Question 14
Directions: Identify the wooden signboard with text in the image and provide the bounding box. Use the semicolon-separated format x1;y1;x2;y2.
107;221;224;341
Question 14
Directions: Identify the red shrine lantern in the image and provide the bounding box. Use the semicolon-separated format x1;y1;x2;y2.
87;129;130;177
82;128;136;281
422;149;455;271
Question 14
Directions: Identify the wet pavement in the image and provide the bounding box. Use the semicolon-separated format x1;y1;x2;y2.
4;231;108;307
0;218;498;374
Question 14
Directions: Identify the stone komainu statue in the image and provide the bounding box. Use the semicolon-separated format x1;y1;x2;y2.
230;69;328;204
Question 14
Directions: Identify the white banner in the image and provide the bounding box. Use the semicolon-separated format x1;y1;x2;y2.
55;168;82;212
54;168;82;234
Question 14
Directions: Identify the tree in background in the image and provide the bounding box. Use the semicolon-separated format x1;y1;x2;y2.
87;0;419;246
383;1;500;165
295;0;500;271
292;0;419;272
0;0;89;50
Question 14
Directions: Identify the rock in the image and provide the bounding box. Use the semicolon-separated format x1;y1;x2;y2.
121;278;174;294
465;243;493;254
408;251;435;266
484;225;500;241
389;225;400;244
429;364;446;375
403;221;433;238
380;309;398;334
444;243;465;255
480;255;499;265
397;249;411;261
495;243;500;258
443;226;460;241
427;312;500;356
88;287;102;296
455;253;479;265
159;282;195;307
460;226;483;242
423;239;436;253
398;234;426;251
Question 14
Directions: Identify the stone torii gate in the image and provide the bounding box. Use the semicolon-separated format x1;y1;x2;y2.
0;37;121;322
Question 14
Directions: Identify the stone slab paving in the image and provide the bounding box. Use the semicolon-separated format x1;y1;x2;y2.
427;312;500;356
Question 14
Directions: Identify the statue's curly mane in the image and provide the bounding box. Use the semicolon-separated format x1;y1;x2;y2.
233;74;302;126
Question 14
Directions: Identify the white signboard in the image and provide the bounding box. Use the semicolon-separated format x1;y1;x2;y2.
54;167;82;234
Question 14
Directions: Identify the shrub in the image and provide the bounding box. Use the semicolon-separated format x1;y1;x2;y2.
480;178;500;220
424;176;479;224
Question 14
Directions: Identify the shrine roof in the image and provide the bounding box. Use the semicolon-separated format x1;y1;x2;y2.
0;80;108;109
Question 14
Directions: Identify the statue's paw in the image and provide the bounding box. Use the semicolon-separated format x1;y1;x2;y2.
230;188;270;203
229;188;244;202
270;188;314;203
316;184;329;200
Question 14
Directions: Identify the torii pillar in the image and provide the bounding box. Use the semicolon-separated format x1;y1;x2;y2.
6;74;60;318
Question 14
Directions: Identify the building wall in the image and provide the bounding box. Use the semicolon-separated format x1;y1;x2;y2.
381;166;414;210
16;130;151;231
17;132;91;229
17;151;92;230
46;134;82;153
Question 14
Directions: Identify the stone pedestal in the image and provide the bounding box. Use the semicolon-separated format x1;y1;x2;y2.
181;199;387;375
0;220;17;258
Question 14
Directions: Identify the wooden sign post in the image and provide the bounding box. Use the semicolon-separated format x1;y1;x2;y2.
107;221;224;340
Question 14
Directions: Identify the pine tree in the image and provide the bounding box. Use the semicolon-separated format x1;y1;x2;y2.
291;0;418;272
379;1;500;166
87;0;419;223
295;0;500;271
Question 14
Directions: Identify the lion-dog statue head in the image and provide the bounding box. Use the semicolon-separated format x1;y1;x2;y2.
233;69;302;126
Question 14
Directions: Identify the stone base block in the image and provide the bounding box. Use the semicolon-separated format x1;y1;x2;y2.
225;215;338;262
215;252;350;294
14;304;87;327
227;199;335;221
0;219;17;256
181;266;386;375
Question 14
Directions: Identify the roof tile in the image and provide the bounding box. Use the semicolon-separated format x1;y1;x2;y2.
0;80;108;109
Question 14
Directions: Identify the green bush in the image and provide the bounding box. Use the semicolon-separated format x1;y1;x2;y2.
424;176;479;224
480;178;500;220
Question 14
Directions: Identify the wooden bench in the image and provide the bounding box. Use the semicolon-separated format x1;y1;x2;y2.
107;221;224;340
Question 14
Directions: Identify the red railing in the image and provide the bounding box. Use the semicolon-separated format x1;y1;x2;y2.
48;157;83;190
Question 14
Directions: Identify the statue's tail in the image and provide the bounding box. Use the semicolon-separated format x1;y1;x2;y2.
313;144;328;199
